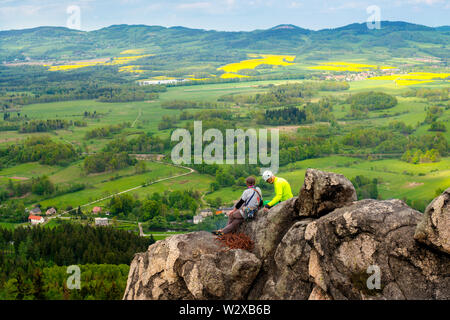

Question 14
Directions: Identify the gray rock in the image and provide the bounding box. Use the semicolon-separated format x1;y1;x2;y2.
296;168;357;217
237;197;298;265
123;231;261;300
302;199;450;300
258;219;314;300
236;197;299;299
414;188;450;254
123;170;450;300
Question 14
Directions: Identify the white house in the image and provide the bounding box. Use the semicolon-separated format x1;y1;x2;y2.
199;209;213;218
95;217;109;226
46;207;57;216
193;215;203;225
29;215;44;225
138;79;188;86
29;207;42;215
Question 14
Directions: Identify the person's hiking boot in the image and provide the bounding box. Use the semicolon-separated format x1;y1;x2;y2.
211;230;223;236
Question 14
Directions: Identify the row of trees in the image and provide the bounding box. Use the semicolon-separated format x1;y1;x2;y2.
1;136;77;166
0;82;166;107
107;189;202;223
402;87;449;102
105;134;168;154
161;100;226;110
84;123;129;140
260;107;307;125
347;91;398;113
0;176;86;206
401;148;441;164
19;119;86;133
83;152;136;174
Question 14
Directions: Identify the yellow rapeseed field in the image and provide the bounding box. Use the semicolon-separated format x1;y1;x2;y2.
120;49;145;55
47;52;153;72
217;54;296;78
309;61;394;72
218;54;295;73
105;54;153;66
220;73;250;79
47;61;102;71
118;65;144;73
369;72;450;86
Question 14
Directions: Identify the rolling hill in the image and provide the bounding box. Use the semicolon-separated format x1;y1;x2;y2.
0;21;448;63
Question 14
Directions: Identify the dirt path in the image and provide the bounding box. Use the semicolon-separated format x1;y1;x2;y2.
131;108;142;128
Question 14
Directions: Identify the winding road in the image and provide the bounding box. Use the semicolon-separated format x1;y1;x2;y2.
45;161;196;223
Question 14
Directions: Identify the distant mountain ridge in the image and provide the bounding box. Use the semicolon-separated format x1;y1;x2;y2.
0;21;448;63
0;20;447;34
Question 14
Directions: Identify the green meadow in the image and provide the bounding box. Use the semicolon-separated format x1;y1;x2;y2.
0;59;448;225
206;156;450;209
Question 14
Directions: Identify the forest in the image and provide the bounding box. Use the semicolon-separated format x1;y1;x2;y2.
0;136;78;166
0;223;153;300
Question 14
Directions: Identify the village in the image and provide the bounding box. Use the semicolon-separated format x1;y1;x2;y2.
26;204;234;233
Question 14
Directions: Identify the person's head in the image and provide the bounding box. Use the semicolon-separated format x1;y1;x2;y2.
246;176;256;187
262;170;275;184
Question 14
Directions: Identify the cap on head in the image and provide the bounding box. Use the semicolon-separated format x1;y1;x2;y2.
262;170;273;182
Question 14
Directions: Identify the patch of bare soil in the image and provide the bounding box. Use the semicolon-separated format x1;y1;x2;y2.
404;182;424;188
10;176;29;181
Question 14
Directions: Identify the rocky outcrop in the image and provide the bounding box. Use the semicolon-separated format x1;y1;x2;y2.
414;187;450;255
123;231;261;300
123;169;450;300
296;168;357;217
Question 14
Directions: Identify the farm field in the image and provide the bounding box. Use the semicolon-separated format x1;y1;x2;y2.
36;161;193;210
0;43;448;237
1;76;449;213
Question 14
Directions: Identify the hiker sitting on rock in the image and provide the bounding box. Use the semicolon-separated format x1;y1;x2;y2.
262;170;294;213
212;176;263;236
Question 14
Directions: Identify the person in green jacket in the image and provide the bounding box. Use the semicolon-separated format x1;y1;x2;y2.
262;170;294;213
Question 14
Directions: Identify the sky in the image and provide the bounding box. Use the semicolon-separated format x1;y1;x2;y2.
0;0;449;31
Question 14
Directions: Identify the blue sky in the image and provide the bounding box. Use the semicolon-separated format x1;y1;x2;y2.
0;0;449;31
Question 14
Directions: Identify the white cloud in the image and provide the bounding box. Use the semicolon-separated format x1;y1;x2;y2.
176;1;212;10
289;1;302;8
0;4;42;16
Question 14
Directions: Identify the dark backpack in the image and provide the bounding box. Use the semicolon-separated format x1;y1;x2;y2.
244;187;262;220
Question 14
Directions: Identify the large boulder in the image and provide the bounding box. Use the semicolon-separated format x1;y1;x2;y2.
296;168;357;217
235;197;299;299
414;188;450;255
257;199;450;300
237;197;298;266
302;199;450;300
123;231;261;300
257;219;314;300
123;170;450;300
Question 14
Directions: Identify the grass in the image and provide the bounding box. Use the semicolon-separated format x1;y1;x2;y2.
38;161;193;210
205;156;450;209
1;74;448;218
0;222;24;230
280;156;450;204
